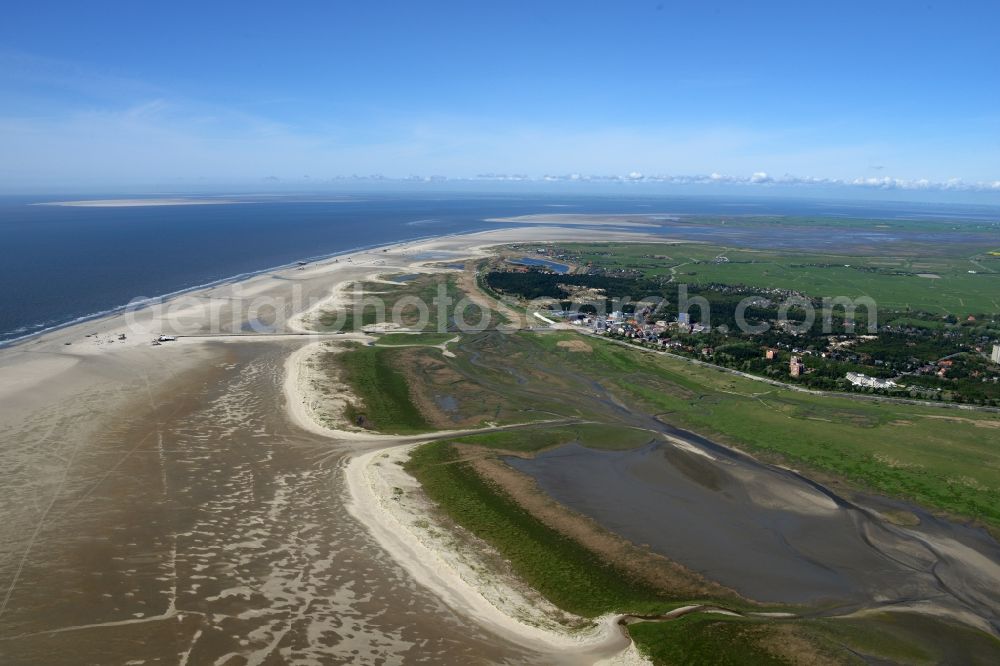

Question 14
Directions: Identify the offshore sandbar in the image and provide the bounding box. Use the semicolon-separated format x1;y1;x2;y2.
33;198;253;207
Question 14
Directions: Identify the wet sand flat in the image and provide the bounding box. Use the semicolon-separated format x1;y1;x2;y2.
0;342;529;663
0;226;668;664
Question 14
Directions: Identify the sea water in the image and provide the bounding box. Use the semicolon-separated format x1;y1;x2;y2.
2;192;997;344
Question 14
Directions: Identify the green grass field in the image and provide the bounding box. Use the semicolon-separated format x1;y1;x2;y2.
374;332;456;346
376;328;1000;663
628;616;808;665
629;611;1000;665
340;326;1000;527
336;346;430;433
406;439;690;617
557;242;1000;315
408;427;1000;664
313;240;1000;663
529;332;1000;527
317;273;467;332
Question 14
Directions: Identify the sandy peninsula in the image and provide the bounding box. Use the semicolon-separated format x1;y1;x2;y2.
34;197;253;207
0;224;665;664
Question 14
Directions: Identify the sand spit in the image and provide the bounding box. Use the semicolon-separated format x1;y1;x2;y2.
276;232;662;662
34;198;252;207
486;214;663;228
343;444;644;664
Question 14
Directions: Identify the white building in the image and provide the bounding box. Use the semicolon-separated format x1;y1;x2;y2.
846;372;897;389
992;344;1000;364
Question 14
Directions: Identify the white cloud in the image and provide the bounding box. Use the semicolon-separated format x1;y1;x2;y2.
0;81;997;196
2;49;998;196
479;171;1000;193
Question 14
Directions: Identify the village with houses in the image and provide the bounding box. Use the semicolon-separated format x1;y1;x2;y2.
485;245;1000;406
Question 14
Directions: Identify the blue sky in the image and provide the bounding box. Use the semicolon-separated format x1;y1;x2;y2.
1;1;999;198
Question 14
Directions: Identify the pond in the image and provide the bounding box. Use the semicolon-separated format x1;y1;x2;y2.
510;256;570;273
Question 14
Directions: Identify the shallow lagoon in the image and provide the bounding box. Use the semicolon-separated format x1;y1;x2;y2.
507;438;1000;628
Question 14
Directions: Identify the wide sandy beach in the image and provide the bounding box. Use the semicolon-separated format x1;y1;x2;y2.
0;225;662;664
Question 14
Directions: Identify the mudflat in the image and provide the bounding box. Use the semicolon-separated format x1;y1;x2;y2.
0;226;663;663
